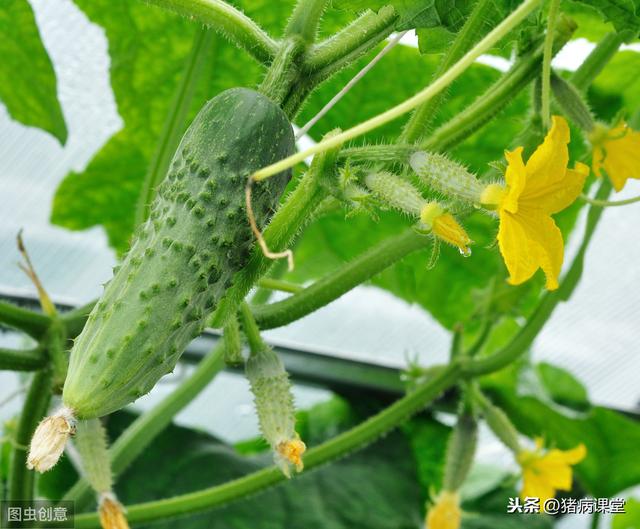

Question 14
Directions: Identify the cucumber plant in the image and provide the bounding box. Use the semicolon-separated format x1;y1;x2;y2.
1;0;640;528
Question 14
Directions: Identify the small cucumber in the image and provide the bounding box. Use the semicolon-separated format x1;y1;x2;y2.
63;88;294;419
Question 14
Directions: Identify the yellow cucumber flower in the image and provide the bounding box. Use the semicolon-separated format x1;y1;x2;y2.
420;203;472;256
480;116;588;290
426;490;461;529
517;440;586;504
590;121;640;191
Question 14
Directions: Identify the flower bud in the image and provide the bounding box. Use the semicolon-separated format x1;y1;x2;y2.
420;203;472;256
27;407;76;472
245;346;305;477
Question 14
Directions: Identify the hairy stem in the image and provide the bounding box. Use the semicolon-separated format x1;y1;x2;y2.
0;300;50;339
303;7;398;75
62;342;226;509
72;362;463;527
252;0;545;181
541;0;561;129
402;0;493;143
284;0;330;42
142;0;277;64
259;37;305;108
0;346;46;371
252;229;429;330
422;19;574;153
9;368;53;501
135;27;214;227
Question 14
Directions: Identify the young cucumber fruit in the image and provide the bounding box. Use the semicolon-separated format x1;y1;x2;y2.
63;88;294;419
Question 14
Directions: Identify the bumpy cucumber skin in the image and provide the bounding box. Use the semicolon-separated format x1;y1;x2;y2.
63;88;294;419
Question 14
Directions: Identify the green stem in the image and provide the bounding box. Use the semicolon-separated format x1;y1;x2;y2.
9;368;53;501
339;143;416;164
252;229;429;330
62;342;226;509
239;302;265;353
256;278;303;294
402;0;493;143
72;362;463;528
541;0;562;129
303;6;397;75
571;31;630;91
590;511;601;529
422;20;574;153
61;301;95;338
580;192;640;207
135;27;213;227
462;180;610;376
0;300;50;339
0;346;46;371
284;0;329;42
252;0;545;182
259;37;305;108
142;0;277;64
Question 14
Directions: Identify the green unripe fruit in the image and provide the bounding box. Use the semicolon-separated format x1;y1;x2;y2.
63;88;294;419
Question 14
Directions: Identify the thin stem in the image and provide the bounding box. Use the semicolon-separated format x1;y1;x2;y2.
303;7;398;74
252;0;544;182
252;229;430;330
590;511;601;529
239;302;265;353
0;346;46;371
571;31;630;91
422;23;574;153
0;300;50;339
284;0;329;42
259;37;305;108
580;192;640;207
296;31;407;139
339;143;416;164
135;27;213;227
9;368;53;501
256;278;303;294
72;362;463;528
62;342;226;509
541;0;561;129
402;0;493;143
143;0;277;64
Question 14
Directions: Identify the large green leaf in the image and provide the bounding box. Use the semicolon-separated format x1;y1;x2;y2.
0;0;67;143
568;0;640;36
493;390;640;497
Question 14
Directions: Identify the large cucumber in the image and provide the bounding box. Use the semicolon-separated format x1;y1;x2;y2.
63;88;294;419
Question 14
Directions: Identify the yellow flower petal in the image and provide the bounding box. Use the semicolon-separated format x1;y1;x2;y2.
521;116;571;204
497;207;563;290
426;491;461;529
592;123;640;191
503;147;527;213
518;443;586;504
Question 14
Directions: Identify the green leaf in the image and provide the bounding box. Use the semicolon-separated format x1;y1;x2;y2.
536;362;590;411
567;0;640;36
493;390;640;497
590;51;640;121
0;0;67;143
50;1;265;253
612;498;640;529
